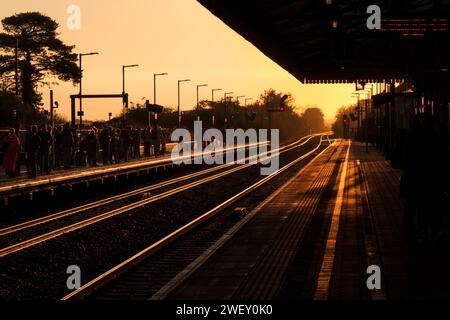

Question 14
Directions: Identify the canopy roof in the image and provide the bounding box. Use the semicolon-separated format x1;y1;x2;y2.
199;0;450;84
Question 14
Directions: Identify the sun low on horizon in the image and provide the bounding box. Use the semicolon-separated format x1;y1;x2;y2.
1;0;355;122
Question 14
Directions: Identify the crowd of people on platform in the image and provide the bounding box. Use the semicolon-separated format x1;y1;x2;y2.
0;124;167;179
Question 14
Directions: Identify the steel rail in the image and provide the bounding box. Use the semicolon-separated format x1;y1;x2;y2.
0;139;282;237
62;134;329;300
0;140;266;194
0;134;321;257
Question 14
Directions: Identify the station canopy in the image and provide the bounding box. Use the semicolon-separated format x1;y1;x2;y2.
198;0;450;85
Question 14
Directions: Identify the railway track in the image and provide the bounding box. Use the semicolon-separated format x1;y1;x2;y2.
62;134;332;300
0;134;324;258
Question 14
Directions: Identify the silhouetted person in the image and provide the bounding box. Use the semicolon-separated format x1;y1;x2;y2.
121;127;131;162
151;126;160;157
160;126;166;154
61;123;74;169
110;128;120;164
39;124;53;174
132;128;141;158
342;115;349;139
2;128;20;178
85;128;99;167
14;123;21;176
55;125;63;168
25;125;41;178
99;127;111;165
403;113;448;243
143;126;152;157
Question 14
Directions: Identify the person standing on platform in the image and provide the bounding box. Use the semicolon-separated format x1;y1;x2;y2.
121;126;132;162
132;128;141;159
39;124;53;174
99;127;111;165
14;123;22;176
110;128;121;164
151;126;160;157
160;126;166;155
404;113;449;244
55;125;63;168
85;128;99;167
25;125;41;178
2;128;20;178
61;123;74;169
23;126;31;176
143;126;152;157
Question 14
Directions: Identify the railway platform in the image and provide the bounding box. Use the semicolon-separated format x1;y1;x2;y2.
0;152;175;199
164;140;450;300
0;140;275;206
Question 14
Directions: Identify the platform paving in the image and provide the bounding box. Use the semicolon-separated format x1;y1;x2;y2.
167;140;450;300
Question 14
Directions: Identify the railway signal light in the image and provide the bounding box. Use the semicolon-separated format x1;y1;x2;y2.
343;114;349;125
279;94;288;111
266;94;288;112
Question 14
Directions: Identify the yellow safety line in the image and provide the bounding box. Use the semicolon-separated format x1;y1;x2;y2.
314;140;351;300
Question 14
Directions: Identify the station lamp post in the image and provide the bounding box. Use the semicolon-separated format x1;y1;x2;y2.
234;96;245;127
365;84;374;114
363;85;373;153
224;92;233;128
122;64;139;127
78;52;99;149
354;90;370;153
211;88;222;127
75;52;98;152
153;72;168;126
178;79;190;127
196;84;208;121
351;93;361;139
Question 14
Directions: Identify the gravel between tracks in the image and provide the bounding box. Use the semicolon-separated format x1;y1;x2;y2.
0;138;324;300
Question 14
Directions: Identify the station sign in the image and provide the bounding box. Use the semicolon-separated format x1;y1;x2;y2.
145;100;164;114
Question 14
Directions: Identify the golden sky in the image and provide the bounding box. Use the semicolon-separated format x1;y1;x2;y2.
1;0;355;122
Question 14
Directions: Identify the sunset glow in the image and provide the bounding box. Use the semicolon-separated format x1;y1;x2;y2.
1;0;355;122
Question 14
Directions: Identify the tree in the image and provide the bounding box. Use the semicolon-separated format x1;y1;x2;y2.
332;105;354;138
302;107;325;133
258;89;309;141
0;12;79;109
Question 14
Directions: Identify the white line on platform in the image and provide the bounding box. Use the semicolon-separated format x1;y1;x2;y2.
151;140;336;300
313;140;351;300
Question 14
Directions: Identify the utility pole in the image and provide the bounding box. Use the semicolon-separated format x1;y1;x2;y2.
178;79;190;127
224;92;233;129
78;52;99;149
196;84;208;121
211;88;222;127
122;64;139;127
